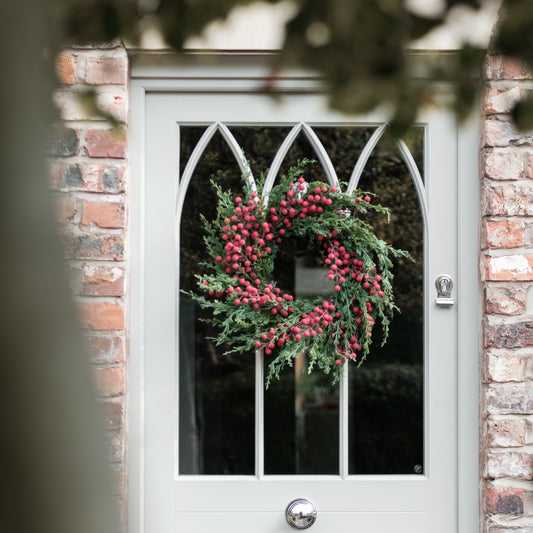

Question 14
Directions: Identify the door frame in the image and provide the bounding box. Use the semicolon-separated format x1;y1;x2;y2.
128;51;479;533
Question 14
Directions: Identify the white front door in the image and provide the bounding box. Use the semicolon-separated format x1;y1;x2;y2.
129;55;478;533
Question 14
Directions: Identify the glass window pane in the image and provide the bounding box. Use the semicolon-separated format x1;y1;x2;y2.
179;127;255;475
348;134;424;475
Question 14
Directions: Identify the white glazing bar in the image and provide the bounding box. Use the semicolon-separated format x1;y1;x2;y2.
340;360;349;479
302;123;340;188
396;139;428;227
346;124;388;194
217;123;257;192
262;123;303;201
255;349;265;479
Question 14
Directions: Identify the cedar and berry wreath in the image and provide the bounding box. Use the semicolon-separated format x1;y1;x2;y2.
188;162;410;386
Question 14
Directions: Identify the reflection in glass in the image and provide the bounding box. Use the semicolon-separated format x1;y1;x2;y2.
177;124;424;476
349;135;424;475
264;253;339;475
179;127;255;475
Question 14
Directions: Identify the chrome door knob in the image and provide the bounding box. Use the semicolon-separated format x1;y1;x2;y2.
286;499;317;529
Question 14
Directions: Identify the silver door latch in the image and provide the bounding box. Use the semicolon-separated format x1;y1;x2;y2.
435;275;454;306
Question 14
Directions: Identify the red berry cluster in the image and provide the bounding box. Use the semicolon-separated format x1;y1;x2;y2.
202;176;385;368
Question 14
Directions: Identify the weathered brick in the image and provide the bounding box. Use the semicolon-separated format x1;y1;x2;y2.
486;285;527;315
485;383;533;414
485;255;533;281
45;126;79;157
101;397;124;430
55;196;78;225
81;162;126;193
81;200;126;229
110;464;125;495
486;55;531;81
82;265;125;296
488;527;533;533
62;232;124;261
85;333;125;364
486;86;523;115
484;184;533;216
85;128;126;158
84;56;128;85
78;301;124;330
484;149;525;181
96;86;128;123
106;430;125;463
55;54;77;85
487;353;526;382
487;417;527;447
93;367;125;397
486;451;533;479
485;219;525;249
53;90;95;121
484;118;522;147
485;484;524;515
49;162;83;190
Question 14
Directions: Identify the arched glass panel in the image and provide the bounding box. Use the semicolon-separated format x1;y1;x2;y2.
348;136;424;475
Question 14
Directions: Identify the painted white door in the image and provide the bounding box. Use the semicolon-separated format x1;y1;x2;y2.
130;57;478;533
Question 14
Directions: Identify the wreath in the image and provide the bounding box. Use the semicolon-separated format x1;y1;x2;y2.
188;162;411;386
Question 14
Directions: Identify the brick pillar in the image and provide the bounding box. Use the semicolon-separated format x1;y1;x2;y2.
49;44;128;527
482;55;533;532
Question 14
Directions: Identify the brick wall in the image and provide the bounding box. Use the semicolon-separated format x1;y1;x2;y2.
482;55;533;532
49;44;128;524
46;44;533;532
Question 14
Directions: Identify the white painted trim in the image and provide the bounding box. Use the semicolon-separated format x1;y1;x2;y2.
128;52;479;533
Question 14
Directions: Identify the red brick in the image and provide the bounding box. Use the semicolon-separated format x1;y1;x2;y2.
82;265;125;297
85;56;128;85
485;484;524;515
85;333;125;364
487;418;527;447
55;196;78;225
62;232;124;261
487;353;526;382
486;451;533;479
485;255;533;281
55;54;77;84
93;367;125;397
85;128;126;159
484;149;525;181
81;201;125;229
485;285;527;315
50;161;126;193
78;301;124;330
485;219;524;249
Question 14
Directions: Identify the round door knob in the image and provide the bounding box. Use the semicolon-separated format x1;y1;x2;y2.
285;498;317;529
